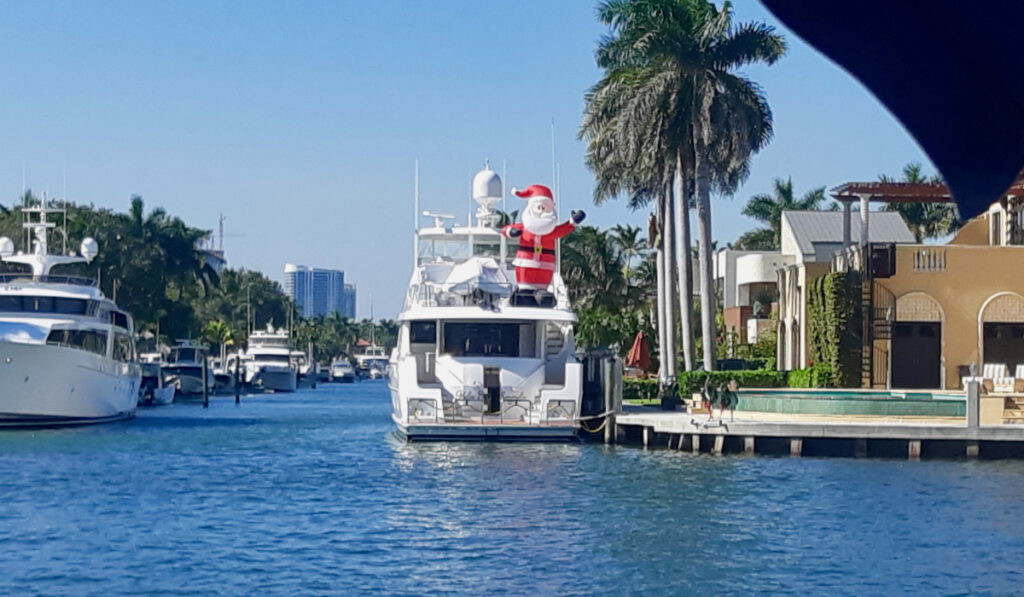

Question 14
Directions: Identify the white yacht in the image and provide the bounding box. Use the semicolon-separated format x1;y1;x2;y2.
330;357;356;382
161;340;213;396
0;203;140;425
355;344;389;379
388;165;582;440
139;352;174;405
230;325;297;392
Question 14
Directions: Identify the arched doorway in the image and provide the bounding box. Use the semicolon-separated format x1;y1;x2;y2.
980;292;1024;376
891;292;944;389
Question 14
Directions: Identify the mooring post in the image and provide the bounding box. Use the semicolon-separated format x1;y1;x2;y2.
202;352;209;408
790;438;803;457
908;440;921;460
854;438;868;458
967;380;980;429
744;436;755;455
234;352;241;404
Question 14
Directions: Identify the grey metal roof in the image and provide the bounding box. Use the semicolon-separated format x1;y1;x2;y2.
782;210;915;255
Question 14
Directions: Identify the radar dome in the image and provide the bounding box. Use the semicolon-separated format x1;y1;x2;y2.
0;237;12;259
80;237;98;262
472;162;502;207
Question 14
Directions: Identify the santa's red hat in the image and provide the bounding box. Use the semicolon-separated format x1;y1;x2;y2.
511;184;553;201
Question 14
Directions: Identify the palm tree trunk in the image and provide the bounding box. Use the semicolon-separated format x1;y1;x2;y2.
694;90;717;371
662;190;676;378
673;155;694;372
655;226;668;382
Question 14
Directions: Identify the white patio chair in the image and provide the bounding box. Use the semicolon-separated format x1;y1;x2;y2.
985;363;1014;393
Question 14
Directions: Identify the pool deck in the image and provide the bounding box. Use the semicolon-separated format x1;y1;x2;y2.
609;385;1024;458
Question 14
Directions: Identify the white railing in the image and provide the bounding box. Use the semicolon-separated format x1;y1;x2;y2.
912;248;946;272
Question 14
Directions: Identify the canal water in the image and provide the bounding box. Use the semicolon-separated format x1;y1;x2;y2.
2;382;1023;595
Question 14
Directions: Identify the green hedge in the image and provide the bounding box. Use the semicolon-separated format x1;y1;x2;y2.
623;378;659;401
630;365;834;400
677;370;786;396
785;363;832;388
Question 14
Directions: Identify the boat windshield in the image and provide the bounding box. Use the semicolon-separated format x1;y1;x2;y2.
417;237;501;264
441;322;536;358
170;348;200;363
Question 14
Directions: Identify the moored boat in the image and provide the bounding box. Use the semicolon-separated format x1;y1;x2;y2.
388;164;582;440
0;202;140;425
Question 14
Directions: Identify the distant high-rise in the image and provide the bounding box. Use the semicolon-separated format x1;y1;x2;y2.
283;264;355;319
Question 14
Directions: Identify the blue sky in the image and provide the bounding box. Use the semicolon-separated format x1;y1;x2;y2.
0;1;933;319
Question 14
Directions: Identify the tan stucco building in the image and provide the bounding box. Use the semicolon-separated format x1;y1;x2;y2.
778;194;1024;390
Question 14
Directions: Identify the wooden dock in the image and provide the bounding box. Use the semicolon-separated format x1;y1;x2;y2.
609;383;1024;459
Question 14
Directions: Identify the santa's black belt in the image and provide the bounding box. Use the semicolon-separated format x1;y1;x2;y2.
518;248;556;256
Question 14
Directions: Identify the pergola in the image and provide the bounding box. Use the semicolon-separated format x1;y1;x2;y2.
830;177;1024;248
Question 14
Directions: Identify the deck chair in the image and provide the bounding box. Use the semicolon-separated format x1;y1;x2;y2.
1014;365;1024;393
985;363;1013;394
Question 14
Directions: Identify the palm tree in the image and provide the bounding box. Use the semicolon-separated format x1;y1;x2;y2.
583;0;785;372
879;163;959;242
735;177;828;250
608;224;646;285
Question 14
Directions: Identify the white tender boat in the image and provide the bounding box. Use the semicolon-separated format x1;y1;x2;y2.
0;203;140;425
330;358;356;382
389;164;581;440
161;340;213;396
232;326;297;392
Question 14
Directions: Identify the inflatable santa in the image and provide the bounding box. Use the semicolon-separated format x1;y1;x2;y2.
501;184;585;290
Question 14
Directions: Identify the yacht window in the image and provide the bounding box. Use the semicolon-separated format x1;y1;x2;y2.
45;329;108;356
418;239;470;264
0;296;88;314
473;241;500;258
259;354;292;364
442;322;535;357
410;321;437;343
110;311;129;329
113;333;135;362
170;348;199;363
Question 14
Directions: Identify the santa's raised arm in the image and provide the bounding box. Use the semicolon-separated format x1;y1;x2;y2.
500;184;585;290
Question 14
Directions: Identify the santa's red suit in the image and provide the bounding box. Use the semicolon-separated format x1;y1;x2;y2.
500;184;585;290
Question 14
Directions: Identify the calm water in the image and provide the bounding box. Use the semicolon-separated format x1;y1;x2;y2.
2;382;1023;595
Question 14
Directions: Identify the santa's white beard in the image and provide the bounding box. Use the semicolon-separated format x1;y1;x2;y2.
522;208;557;235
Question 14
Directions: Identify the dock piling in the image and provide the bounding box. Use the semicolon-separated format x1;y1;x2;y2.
908;440;921;460
692;434;700;454
712;435;724;455
743;436;755;455
202;354;209;408
966;440;980;459
789;438;803;457
855;438;868;458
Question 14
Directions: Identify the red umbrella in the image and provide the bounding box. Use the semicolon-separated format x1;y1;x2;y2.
625;332;650;373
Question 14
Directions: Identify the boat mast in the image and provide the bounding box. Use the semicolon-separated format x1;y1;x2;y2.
413;159;419;265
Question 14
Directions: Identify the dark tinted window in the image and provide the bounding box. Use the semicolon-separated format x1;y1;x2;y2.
443;323;525;357
46;329;108;356
0;296;88;314
410;321;436;343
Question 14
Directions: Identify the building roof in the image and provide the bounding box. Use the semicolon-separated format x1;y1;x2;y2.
782;210;915;256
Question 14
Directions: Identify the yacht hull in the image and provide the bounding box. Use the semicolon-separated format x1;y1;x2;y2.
0;341;140;426
253;368;297;393
392;414;577;441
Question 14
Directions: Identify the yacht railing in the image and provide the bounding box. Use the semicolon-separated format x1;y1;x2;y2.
0;273;98;287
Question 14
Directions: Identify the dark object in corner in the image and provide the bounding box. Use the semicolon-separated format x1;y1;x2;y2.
510;289;555;308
